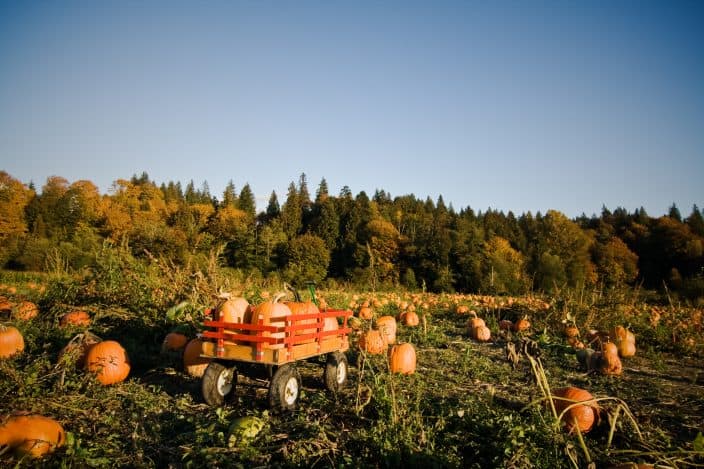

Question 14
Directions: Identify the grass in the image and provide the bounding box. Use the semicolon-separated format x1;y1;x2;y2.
1;269;703;468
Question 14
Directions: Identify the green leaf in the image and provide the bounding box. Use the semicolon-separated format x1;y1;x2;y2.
693;432;704;452
166;301;190;320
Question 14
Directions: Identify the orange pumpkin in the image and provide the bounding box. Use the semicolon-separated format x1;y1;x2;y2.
183;338;211;377
251;294;292;349
161;332;189;352
0;413;65;458
551;387;598;434
0;325;25;359
466;313;485;338
286;301;320;343
600;341;623;375
376;316;397;345
59;310;91;328
512;318;531;332
13;301;39;321
358;330;387;355
358;306;374;320
473;325;491;342
567;337;586;349
0;298;13;314
219;297;252;324
85;340;130;385
611;326;636;358
389;343;417;374
616;339;636;358
401;311;419;327
323;316;339;334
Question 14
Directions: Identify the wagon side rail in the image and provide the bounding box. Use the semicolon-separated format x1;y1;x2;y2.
201;308;352;363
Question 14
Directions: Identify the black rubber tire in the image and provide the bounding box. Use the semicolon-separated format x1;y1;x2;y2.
268;364;301;411
323;351;348;393
202;362;237;407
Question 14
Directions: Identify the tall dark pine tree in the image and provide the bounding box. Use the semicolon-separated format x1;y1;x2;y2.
281;182;302;239
238;183;256;218
298;173;312;228
686;204;704;237
265;191;280;219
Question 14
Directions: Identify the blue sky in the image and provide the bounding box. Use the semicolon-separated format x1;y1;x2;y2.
1;1;702;218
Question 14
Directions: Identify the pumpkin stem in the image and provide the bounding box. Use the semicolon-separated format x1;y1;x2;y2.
283;283;301;302
216;289;232;300
272;292;287;304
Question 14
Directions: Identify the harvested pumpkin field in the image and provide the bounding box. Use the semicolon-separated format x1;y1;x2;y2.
1;281;703;468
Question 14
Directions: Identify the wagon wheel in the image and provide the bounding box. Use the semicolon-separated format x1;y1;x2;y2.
202;362;237;407
268;363;301;411
323;351;348;393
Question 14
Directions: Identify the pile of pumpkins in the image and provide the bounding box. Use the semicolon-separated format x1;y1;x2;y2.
215;293;340;347
467;312;492;342
355;307;417;375
569;324;637;376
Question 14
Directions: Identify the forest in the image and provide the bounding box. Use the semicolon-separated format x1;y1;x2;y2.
1;170;703;301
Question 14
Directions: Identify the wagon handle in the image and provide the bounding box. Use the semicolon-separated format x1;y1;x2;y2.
305;281;319;308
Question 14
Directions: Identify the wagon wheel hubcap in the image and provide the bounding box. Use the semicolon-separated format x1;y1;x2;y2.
217;368;233;396
284;376;299;405
336;361;347;383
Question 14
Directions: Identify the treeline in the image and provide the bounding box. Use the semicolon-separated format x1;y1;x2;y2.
1;170;703;299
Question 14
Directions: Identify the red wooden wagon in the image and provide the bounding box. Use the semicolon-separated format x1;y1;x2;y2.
199;298;352;410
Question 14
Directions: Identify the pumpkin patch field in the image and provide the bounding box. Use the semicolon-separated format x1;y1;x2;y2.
1;271;703;468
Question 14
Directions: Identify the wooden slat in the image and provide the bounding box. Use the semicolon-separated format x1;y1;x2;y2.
200;308;352;364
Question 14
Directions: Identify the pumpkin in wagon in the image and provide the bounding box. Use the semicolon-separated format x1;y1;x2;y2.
251;294;292;350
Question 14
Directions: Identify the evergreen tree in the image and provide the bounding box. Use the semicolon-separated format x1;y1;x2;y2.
222;180;237;207
266;191;281;219
668;203;682;222
686;204;704;237
238;183;256;217
298;173;312;218
315;178;329;204
311;198;339;250
184;180;197;204
281;182;302;239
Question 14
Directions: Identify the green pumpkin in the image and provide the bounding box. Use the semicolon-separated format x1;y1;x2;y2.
227;416;265;447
